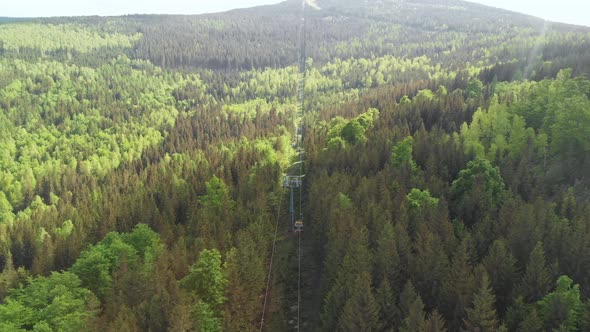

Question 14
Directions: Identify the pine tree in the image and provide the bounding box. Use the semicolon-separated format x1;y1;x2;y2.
517;242;551;303
338;272;380;332
463;272;498;332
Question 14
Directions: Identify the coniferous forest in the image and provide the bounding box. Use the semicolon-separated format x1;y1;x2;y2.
1;0;590;330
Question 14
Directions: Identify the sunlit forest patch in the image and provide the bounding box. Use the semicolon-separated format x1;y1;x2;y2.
0;23;141;52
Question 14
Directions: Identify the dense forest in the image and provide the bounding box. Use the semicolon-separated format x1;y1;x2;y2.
1;0;590;330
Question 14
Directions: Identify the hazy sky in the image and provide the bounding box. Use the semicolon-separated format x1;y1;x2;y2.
2;0;589;27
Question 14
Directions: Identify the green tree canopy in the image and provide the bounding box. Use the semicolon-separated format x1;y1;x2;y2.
450;157;507;225
390;136;417;170
0;271;98;331
180;248;227;308
465;79;483;99
0;191;14;224
406;188;439;209
341;119;367;144
70;224;161;298
199;176;233;211
537;275;582;331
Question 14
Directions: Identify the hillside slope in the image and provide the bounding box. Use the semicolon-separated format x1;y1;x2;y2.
0;0;590;331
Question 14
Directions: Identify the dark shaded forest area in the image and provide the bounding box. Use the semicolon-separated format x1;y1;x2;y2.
1;0;590;330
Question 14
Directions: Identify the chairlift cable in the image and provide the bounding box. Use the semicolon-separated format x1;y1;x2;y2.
297;231;302;331
259;191;283;332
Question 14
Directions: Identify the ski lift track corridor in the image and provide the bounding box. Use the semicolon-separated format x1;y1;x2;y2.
260;0;308;331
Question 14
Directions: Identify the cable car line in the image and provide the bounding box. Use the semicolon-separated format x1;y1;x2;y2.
294;1;306;329
297;231;302;331
260;0;307;330
259;192;283;332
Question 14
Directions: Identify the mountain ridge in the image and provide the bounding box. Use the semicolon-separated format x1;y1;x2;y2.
2;0;587;73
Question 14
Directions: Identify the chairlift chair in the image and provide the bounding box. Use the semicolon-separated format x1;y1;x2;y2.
294;220;303;232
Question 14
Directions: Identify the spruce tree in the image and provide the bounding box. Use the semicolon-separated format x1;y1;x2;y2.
375;277;398;330
482;239;517;314
399;280;420;320
504;297;528;331
424;309;447;332
463;272;499;332
321;280;346;331
338;272;380;332
394;222;412;281
400;296;426;332
518;308;542;332
323;226;374;330
374;222;401;287
0;252;19;299
442;240;475;330
411;225;449;308
580;301;590;332
517;242;551;303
